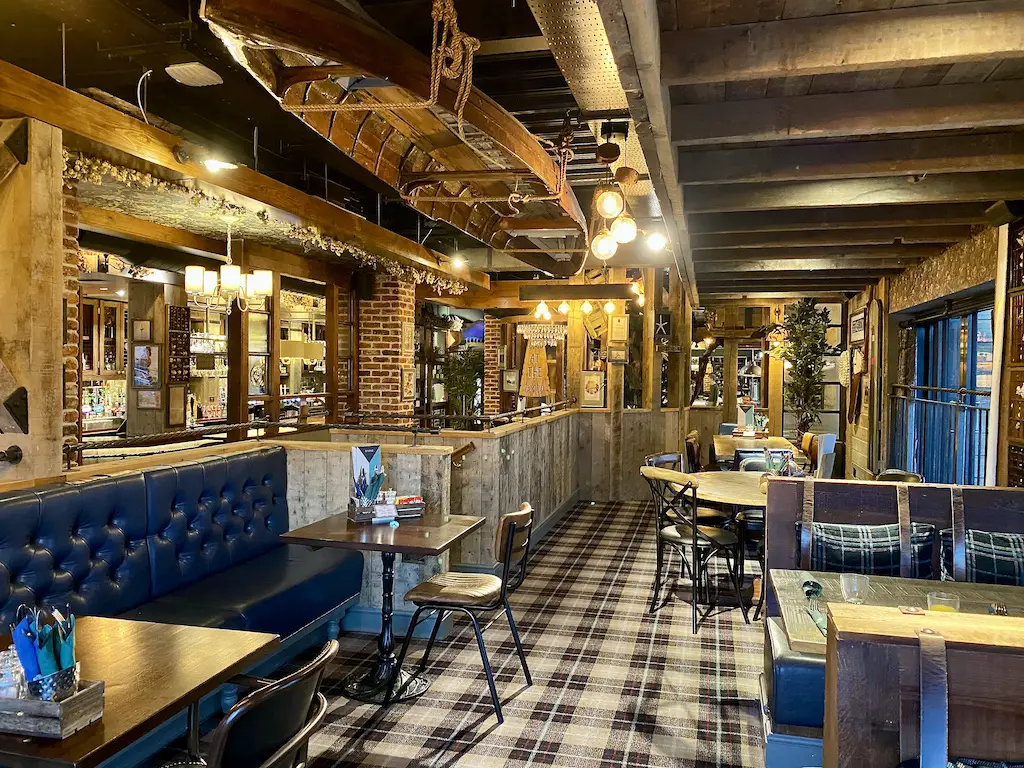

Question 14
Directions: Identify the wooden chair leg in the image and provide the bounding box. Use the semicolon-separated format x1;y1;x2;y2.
464;609;503;724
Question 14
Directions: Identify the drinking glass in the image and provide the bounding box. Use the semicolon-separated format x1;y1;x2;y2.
927;591;960;612
840;573;870;604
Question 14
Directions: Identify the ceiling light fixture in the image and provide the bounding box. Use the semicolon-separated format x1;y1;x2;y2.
450;254;467;270
203;158;238;172
595;185;625;219
604;300;616;314
534;301;550;320
558;301;570;315
645;232;668;252
591;229;618;260
581;300;593;315
636;293;645;307
185;222;271;313
610;214;637;244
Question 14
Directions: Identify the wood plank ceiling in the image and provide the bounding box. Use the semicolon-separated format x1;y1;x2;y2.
659;0;1024;298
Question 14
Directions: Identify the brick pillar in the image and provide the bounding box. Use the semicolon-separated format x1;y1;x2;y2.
358;278;415;417
62;183;81;464
483;315;502;415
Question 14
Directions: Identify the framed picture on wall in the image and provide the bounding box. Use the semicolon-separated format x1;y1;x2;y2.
502;369;520;393
610;315;629;343
137;389;161;410
132;343;160;387
580;370;605;408
849;308;867;346
608;345;629;364
400;367;416;401
401;321;415;357
132;320;151;342
167;384;186;426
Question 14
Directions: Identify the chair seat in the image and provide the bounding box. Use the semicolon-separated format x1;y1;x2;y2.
405;572;503;607
660;524;739;547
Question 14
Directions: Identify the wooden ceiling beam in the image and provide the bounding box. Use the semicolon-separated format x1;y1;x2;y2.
671;82;1024;147
679;133;1024;185
690;226;970;250
698;278;883;290
688;204;992;235
693;244;943;262
700;291;852;301
696;257;918;274
80;205;226;258
662;0;1024;85
684;171;1024;214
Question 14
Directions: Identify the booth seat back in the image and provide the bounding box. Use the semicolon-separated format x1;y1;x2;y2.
0;447;289;626
0;474;151;628
144;448;289;598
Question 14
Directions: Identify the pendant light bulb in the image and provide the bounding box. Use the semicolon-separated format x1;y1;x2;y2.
591;229;618;260
581;300;593;315
604;300;615;314
645;232;668;252
595;185;625;219
631;282;641;295
558;301;570;315
636;293;645;306
610;214;638;244
534;300;549;319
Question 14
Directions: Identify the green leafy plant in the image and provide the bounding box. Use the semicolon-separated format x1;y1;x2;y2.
770;299;836;436
440;347;484;416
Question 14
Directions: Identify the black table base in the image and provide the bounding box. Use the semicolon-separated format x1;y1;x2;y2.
340;551;432;705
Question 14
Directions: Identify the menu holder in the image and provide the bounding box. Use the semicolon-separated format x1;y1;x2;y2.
0;679;104;739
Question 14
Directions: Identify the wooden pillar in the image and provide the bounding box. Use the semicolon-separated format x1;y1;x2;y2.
265;271;282;433
676;278;692;449
226;301;249;441
642;268;657;411
567;305;585;407
722;337;739;425
325;280;339;423
0;118;63;481
768;302;785;436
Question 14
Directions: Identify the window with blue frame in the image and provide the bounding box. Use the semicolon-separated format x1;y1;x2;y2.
910;307;993;484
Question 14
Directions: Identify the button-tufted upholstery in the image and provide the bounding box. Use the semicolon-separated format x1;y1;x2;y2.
0;447;362;640
146;449;288;598
0;475;150;628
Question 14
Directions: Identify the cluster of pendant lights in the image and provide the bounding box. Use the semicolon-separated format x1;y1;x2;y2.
184;262;273;312
590;185;669;261
532;280;645;321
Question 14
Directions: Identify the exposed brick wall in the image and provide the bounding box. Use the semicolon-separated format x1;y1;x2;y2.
483;315;502;415
358;278;415;417
61;183;80;463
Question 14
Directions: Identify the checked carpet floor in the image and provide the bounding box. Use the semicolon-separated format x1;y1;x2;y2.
306;500;765;767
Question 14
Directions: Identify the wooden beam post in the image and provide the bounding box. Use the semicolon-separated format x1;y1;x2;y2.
722;337;739;426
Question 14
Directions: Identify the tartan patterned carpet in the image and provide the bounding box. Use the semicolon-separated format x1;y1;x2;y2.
306;500;766;767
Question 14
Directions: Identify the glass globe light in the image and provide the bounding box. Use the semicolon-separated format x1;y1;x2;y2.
604;300;615;314
610;214;637;244
595;186;625;219
558;301;570;315
534;300;549;319
591;229;618;260
581;301;593;315
645;232;668;252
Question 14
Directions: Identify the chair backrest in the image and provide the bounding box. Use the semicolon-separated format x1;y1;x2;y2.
738;457;768;473
640;465;700;525
644;453;686;471
497;503;534;593
718;423;739;435
206;640;339;768
876;469;924;483
801;432;815;454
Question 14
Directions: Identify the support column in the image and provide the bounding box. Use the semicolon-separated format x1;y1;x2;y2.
62;183;81;464
358;277;415;418
0;119;63;481
482;314;501;416
722;337;739;425
643;268;657;411
676;277;692;449
768;302;785;437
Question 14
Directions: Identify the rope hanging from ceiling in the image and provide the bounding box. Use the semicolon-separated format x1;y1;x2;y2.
280;0;479;135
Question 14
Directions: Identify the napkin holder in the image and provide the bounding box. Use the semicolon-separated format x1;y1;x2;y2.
0;673;104;739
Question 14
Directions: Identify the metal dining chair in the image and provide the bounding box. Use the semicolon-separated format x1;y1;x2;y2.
644;453;727;523
166;640;339;768
385;504;534;724
640;466;749;632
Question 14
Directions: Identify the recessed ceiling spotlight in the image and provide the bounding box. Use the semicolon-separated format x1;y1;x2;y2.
165;62;224;87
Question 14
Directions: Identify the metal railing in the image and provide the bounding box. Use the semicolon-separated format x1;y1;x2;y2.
888;384;991;485
66;400;575;468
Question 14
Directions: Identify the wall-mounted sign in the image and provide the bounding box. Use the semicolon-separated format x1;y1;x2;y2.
580;371;605;408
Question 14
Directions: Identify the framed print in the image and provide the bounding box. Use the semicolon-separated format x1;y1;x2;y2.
849;308;867;346
167;384;186;426
502;368;519;393
608;345;629;364
580;370;605;408
248;354;268;396
610;315;629;343
132;343;160;387
400;367;416;401
132;320;151;342
137;389;161;410
401;321;415;357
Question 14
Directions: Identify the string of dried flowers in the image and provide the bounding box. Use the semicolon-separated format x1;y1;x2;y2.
288;225;468;295
62;150;269;223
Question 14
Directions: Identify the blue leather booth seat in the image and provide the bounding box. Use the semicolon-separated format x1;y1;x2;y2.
0;448;363;640
764;617;825;729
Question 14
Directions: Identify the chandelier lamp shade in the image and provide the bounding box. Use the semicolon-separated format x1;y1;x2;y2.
185;262;272;312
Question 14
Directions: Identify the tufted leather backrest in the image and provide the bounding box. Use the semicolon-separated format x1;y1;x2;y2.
0;475;151;628
144;448;288;598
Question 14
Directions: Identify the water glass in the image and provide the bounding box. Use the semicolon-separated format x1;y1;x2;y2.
927;591;961;612
840;573;870;604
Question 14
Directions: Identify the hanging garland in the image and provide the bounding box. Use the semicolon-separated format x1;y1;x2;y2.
62;150;468;296
288;225;468;295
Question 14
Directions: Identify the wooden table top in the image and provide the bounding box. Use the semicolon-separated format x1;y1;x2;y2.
282;513;486;557
690;471;767;507
713;434;796;457
0;617;279;768
770;569;1024;655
